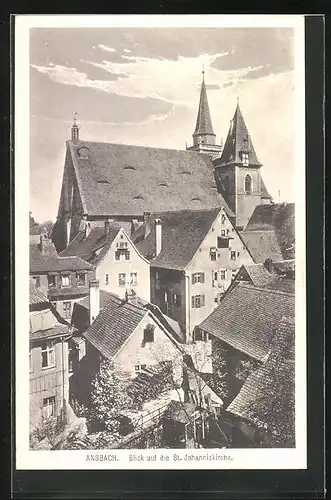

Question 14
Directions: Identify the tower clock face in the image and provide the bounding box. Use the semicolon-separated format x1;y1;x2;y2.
77;147;89;159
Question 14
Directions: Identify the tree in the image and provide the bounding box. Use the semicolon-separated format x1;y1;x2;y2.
90;359;139;435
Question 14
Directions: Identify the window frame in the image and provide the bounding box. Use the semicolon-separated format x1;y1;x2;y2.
77;272;86;287
135;364;147;374
191;294;205;309
244;172;252;192
242;153;250;167
118;273;126;287
220;269;226;280
230;250;236;261
192;272;205;285
42;395;56;419
210;248;217;261
61;274;71;288
105;273;110;285
143;325;155;343
33;276;41;288
130;272;138;286
63;301;72;319
47;274;56;288
41;341;56;370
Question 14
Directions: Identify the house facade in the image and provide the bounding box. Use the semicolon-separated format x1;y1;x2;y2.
197;278;295;404
30;234;94;321
60;222;150;302
134;208;254;342
29;280;72;431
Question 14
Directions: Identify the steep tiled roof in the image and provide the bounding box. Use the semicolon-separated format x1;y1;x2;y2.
74;290;184;344
30;244;92;273
240;230;283;263
193;77;216;137
245;203;295;259
227;316;295;447
30;324;70;341
83;293;146;359
60;226;120;264
199;283;294;361
67;140;232;216
29;279;49;307
241;263;278;287
133;208;222;269
214;103;261;168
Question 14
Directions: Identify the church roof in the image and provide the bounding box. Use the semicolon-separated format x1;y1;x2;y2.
240;230;284;263
215;102;262;168
67;141;229;217
245;202;295;259
193;76;216;137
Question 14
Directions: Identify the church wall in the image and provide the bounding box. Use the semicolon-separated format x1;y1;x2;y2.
235;166;262;229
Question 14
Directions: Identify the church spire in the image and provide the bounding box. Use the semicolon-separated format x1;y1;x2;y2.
192;70;216;145
215;100;261;167
71;112;79;142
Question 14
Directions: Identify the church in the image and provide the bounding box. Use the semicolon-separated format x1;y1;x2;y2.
52;72;272;252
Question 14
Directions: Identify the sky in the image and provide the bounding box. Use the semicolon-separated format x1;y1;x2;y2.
29;27;296;223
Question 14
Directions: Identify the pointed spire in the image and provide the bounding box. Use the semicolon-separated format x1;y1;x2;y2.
192;71;216;143
71;112;79;142
216;100;261;167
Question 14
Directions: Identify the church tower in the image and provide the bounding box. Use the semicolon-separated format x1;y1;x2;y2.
186;71;223;160
214;100;271;229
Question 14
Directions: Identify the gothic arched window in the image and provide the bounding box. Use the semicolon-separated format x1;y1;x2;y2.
245;174;252;193
223;175;229;193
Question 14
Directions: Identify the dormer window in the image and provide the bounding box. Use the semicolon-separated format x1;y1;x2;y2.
244;174;252;193
242;153;249;166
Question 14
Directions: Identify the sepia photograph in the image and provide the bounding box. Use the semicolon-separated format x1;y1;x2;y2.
15;14;306;470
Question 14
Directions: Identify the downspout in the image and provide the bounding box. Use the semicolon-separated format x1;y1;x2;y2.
185;273;191;343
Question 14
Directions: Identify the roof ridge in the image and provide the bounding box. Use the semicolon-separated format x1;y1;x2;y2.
68;139;214;156
237;282;294;296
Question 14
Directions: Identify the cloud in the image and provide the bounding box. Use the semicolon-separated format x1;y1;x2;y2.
123;48;131;53
98;44;116;53
205;83;220;90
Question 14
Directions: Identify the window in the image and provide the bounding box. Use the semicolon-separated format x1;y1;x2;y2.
118;273;126;286
61;274;70;287
143;325;155;343
115;251;120;261
221;230;226;236
221;214;226;224
218;236;229;249
192;272;205;284
227;229;230;235
130;272;138;286
77;272;86;286
32;276;40;288
194;329;209;341
105;273;109;285
135;364;147;374
213;272;218;281
220;270;226;280
42;396;55;419
191;295;205;308
47;275;56;288
230;251;236;260
125;251;130;261
41;341;55;369
244;173;252;192
172;293;180;306
242;153;249;167
63;301;72;319
210;248;217;261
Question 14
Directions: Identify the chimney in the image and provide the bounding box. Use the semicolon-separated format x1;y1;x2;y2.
143;211;152;239
155;218;162;257
264;258;274;274
105;218;111;236
85;221;91;238
89;279;100;325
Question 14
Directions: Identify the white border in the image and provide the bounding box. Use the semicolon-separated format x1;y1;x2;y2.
15;14;306;470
